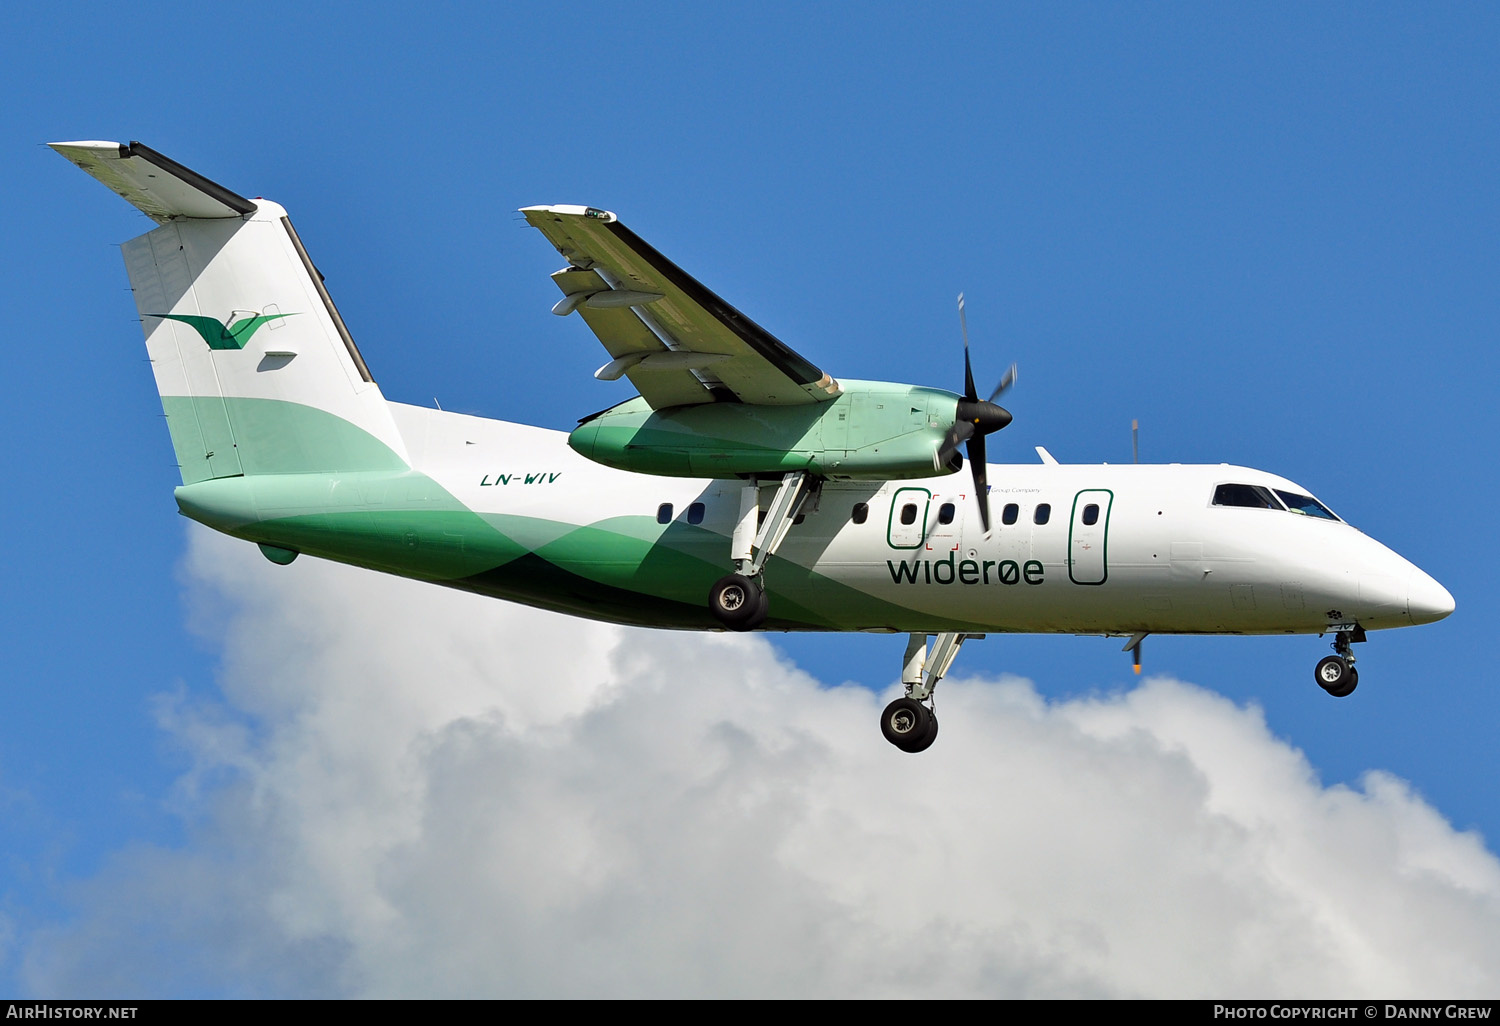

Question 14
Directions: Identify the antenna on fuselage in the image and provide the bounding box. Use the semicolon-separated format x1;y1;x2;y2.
1124;631;1147;676
1125;418;1141;678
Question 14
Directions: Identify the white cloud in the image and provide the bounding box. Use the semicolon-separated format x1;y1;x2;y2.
20;528;1500;997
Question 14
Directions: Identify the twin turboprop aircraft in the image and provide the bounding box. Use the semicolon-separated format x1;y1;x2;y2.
54;140;1454;752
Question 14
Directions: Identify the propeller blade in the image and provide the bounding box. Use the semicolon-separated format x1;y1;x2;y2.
937;419;975;468
968;432;990;532
986;362;1018;403
958;294;978;401
953;292;1011;533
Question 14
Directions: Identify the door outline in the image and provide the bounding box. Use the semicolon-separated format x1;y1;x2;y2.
887;487;931;549
1068;489;1113;585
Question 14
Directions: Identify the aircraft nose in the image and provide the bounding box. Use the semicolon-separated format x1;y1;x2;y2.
1408;567;1455;625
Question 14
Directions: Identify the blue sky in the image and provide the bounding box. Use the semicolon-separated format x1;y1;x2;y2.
5;2;1498;997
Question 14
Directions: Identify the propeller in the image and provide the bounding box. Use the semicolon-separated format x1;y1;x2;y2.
938;294;1016;533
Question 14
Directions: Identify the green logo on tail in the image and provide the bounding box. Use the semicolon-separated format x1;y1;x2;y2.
148;312;296;350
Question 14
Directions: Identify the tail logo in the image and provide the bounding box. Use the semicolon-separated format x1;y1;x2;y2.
147;312;297;350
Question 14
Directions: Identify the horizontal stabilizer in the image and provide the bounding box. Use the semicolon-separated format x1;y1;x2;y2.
50;140;255;223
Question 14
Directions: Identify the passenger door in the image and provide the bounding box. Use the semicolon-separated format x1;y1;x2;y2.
1068;489;1112;585
887;487;931;550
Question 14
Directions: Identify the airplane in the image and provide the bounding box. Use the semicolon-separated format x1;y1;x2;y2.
52;140;1454;753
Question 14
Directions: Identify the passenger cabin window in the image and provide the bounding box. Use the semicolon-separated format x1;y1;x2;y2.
1034;503;1051;525
657;503;674;524
900;503;918;525
938;502;956;525
1082;503;1099;526
1213;484;1281;509
1002;503;1019;526
687;502;705;525
852;502;868;524
1275;490;1339;521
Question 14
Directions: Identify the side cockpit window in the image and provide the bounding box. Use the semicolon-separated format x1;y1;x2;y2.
1212;483;1282;509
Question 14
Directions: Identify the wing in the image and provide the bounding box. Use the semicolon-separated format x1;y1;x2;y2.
522;205;840;410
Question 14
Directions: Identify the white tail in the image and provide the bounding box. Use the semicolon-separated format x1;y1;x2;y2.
54;141;409;483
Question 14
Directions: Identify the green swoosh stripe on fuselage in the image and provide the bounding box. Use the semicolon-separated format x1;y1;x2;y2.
174;471;958;631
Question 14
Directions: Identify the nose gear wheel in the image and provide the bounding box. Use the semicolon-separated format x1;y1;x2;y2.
879;632;980;752
881;697;938;753
1314;629;1362;697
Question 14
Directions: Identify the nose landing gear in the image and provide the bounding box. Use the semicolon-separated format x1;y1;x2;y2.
880;632;979;752
1314;627;1364;698
880;696;939;752
1315;655;1358;697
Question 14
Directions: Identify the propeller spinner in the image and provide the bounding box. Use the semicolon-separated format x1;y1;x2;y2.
936;294;1016;533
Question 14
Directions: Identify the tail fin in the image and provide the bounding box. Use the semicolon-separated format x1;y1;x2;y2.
53;141;408;483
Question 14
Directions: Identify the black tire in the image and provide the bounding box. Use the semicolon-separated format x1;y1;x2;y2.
881;697;935;752
908;713;939;753
1327;666;1358;698
753;582;770;624
1315;656;1350;693
709;573;767;631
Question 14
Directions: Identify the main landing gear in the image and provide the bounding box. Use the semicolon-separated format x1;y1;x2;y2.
881;632;980;753
709;472;819;631
1314;627;1364;698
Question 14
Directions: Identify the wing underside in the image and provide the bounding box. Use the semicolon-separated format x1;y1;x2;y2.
522;205;839;410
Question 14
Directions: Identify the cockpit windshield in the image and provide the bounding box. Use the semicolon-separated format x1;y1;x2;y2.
1212;483;1342;522
1212;483;1281;509
1274;490;1340;521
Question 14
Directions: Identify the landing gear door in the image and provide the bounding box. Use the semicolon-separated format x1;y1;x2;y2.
887;487;931;549
1068;489;1112;585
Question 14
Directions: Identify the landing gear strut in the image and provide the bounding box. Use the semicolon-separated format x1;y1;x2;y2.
880;632;980;753
1315;627;1364;698
708;472;819;631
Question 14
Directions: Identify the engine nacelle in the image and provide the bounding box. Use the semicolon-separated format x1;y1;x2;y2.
568;380;963;480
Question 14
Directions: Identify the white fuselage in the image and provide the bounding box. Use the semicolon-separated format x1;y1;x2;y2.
390;403;1452;636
